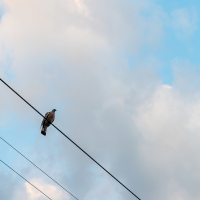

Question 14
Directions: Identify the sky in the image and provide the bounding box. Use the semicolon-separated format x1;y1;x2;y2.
1;0;200;200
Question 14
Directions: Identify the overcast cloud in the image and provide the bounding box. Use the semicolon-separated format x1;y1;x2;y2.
1;0;200;200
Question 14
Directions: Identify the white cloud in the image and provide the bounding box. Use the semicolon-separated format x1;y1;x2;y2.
25;179;68;200
134;84;200;200
1;0;200;200
74;0;89;16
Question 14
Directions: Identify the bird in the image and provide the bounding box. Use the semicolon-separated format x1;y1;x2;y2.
41;109;56;136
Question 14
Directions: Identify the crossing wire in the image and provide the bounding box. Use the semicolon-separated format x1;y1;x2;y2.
0;136;78;200
0;78;141;200
0;160;52;200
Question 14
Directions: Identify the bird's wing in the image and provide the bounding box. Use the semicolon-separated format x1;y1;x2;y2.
41;112;49;127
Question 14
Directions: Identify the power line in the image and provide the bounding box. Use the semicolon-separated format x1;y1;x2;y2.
0;78;141;200
0;160;52;200
0;136;78;200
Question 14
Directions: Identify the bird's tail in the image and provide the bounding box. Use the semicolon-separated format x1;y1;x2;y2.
41;125;46;136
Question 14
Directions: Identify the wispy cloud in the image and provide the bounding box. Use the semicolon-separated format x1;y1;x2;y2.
171;7;198;38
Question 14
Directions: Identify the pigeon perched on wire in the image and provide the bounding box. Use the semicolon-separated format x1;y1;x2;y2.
41;109;56;136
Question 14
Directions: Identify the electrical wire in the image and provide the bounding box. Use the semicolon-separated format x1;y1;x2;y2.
0;136;78;200
0;78;141;200
0;160;52;200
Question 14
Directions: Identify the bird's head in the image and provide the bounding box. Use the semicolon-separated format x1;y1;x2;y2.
52;109;57;112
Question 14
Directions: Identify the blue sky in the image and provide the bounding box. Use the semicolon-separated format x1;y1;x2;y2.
155;0;200;84
1;0;200;200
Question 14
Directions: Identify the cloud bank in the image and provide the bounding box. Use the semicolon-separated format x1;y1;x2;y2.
0;0;200;200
